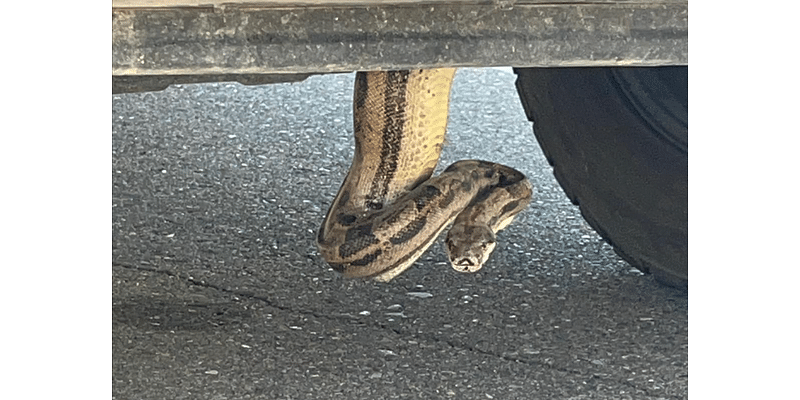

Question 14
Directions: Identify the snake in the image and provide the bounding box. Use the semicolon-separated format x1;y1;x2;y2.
317;68;533;282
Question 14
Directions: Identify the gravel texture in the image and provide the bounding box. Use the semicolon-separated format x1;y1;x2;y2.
112;68;687;399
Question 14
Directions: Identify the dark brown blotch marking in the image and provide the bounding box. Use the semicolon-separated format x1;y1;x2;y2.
390;216;428;245
367;70;410;202
353;73;368;134
354;72;368;110
473;187;493;203
501;200;521;215
339;224;379;258
329;262;346;273
337;213;357;226
414;185;442;210
497;171;524;187
349;249;382;266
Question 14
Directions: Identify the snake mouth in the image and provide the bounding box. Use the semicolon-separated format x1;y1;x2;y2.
452;257;480;273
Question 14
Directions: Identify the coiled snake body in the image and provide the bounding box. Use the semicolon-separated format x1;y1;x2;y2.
317;68;532;281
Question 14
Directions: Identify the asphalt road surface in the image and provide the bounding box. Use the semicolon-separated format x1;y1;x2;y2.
112;68;688;399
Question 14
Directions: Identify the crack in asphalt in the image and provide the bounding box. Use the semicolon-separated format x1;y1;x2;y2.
114;261;658;396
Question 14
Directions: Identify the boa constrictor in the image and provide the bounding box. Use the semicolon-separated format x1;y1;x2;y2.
317;68;532;281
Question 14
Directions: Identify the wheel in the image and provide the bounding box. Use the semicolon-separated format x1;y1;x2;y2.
513;67;688;287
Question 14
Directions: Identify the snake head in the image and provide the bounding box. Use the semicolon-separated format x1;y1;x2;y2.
444;224;497;273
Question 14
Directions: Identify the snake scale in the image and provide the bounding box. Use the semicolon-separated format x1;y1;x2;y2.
317;68;533;281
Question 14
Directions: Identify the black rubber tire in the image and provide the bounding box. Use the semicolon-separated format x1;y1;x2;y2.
513;67;687;287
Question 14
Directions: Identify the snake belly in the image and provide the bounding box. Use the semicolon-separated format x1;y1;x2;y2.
317;68;532;282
